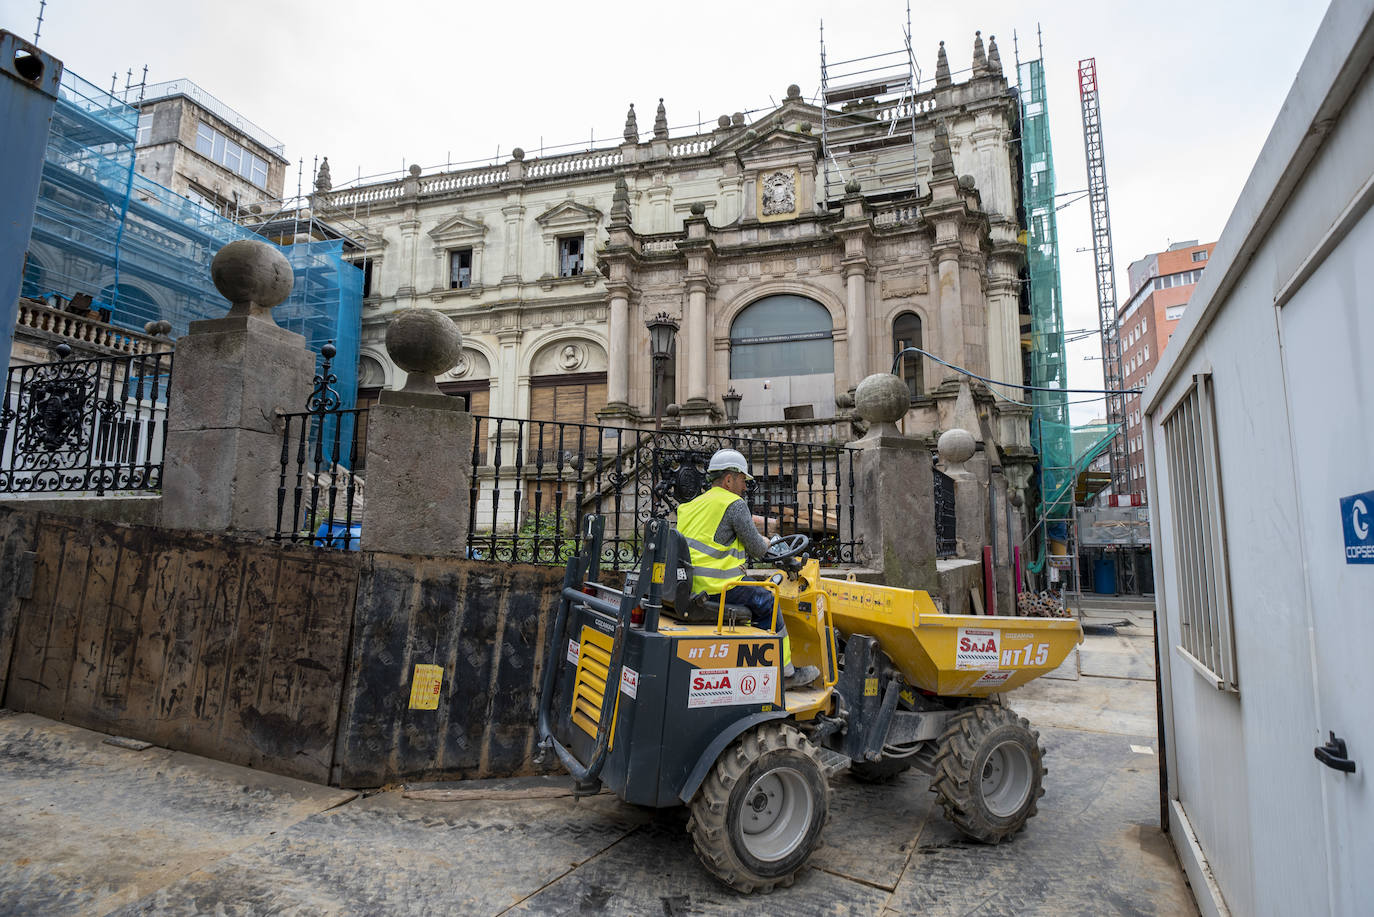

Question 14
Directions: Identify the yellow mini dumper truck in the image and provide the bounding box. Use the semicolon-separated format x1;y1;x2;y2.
536;515;1083;893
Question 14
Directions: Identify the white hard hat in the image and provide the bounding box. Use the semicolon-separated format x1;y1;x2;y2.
708;448;753;480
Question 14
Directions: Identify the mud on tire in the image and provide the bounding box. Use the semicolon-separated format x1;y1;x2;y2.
687;722;828;893
930;702;1046;843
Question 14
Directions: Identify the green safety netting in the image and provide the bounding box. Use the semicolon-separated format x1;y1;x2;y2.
1018;58;1073;574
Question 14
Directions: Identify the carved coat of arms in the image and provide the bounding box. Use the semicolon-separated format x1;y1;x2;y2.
761;171;796;216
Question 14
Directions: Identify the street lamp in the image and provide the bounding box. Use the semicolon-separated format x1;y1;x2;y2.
722;387;742;424
646;311;679;430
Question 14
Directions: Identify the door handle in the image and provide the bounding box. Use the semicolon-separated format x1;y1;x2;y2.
1314;732;1357;774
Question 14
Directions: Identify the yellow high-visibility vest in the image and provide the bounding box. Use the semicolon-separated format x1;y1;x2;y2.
678;486;748;595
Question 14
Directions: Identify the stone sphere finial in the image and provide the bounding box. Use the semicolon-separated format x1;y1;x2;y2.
408;163;421;177
855;373;910;433
845;179;863;195
717;114;731;129
384;309;464;396
786;84;802;100
689;201;706;216
211;239;294;318
511;147;525;161
938;428;977;469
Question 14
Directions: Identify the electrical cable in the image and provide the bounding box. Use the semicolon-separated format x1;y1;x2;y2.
890;347;1142;396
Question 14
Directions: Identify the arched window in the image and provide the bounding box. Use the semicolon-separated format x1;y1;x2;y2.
729;295;833;379
892;312;923;400
96;283;160;330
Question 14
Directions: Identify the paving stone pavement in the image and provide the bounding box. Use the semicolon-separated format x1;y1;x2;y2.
0;607;1197;916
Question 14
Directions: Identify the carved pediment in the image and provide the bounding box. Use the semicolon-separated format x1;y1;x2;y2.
723;125;822;164
428;214;488;245
535;200;603;228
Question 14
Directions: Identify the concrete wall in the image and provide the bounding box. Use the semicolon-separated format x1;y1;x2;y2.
1143;3;1374;913
0;495;161;527
0;505;584;789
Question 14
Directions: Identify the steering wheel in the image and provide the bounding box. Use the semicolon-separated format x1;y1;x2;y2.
764;533;810;562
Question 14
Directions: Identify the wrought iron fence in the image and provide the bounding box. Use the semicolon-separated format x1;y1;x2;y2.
273;344;364;549
467;415;860;570
934;465;957;557
0;344;172;495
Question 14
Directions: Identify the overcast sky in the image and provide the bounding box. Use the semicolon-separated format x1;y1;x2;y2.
4;0;1329;422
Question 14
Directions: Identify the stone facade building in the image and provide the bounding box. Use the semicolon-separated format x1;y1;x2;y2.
133;79;289;216
330;35;1034;488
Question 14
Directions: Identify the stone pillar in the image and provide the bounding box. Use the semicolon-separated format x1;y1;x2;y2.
849;373;936;590
606;285;630;407
845;262;868;384
361;309;474;557
501;203;524;283
685;277;708;404
162;240;315;536
935;244;963;384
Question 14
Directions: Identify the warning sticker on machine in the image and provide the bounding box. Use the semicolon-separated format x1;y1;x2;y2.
620;667;639;699
567;640;580;664
956;628;1001;670
973;670;1013;687
688;666;779;708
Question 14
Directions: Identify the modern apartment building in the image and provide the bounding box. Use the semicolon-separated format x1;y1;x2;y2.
1118;239;1215;493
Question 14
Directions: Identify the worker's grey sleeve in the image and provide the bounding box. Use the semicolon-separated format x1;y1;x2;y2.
717;498;772;559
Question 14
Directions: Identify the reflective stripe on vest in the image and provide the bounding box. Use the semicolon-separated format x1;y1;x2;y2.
678;486;748;595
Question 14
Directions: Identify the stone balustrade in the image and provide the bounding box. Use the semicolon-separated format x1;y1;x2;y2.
694;416;857;445
16;301;168;355
873;204;921;227
420;167;505;196
524;148;623;178
670;137;714;158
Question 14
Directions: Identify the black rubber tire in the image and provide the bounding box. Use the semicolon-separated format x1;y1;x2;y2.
848;755;915;784
687;722;829;893
930;703;1045;843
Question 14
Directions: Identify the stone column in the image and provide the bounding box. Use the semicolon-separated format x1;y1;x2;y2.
849;373;936;590
935;244;963;384
685;277;708;404
845;262;868;385
161;240;315;536
606;284;630;407
501;203;524;283
361;309;474;557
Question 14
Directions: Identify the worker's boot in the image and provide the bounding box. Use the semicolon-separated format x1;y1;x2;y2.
783;663;820;689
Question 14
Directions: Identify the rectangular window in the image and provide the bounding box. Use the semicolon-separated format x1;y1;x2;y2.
558;235;584;277
1192;250;1208;262
450;249;472;289
1162;373;1237;692
136;112;152;145
195;121;271;189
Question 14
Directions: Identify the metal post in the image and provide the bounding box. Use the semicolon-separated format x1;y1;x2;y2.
0;33;62;374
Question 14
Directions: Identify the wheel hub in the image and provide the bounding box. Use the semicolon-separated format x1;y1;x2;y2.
739;767;813;862
980;738;1034;818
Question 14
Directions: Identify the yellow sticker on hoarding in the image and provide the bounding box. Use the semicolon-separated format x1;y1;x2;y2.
408;664;444;710
652;562;665;584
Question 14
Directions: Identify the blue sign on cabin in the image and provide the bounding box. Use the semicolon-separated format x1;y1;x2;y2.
1340;490;1374;564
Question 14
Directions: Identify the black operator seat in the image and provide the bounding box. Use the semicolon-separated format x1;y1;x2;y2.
659;531;753;626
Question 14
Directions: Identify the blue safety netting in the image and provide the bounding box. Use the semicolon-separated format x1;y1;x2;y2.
20;67;361;421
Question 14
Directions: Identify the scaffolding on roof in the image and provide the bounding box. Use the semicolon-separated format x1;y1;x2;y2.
20;67;363;459
818;13;922;205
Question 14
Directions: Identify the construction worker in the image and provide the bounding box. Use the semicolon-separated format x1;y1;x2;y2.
678;448;820;689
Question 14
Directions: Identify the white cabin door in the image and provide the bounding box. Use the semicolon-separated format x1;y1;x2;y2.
1278;205;1374;916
